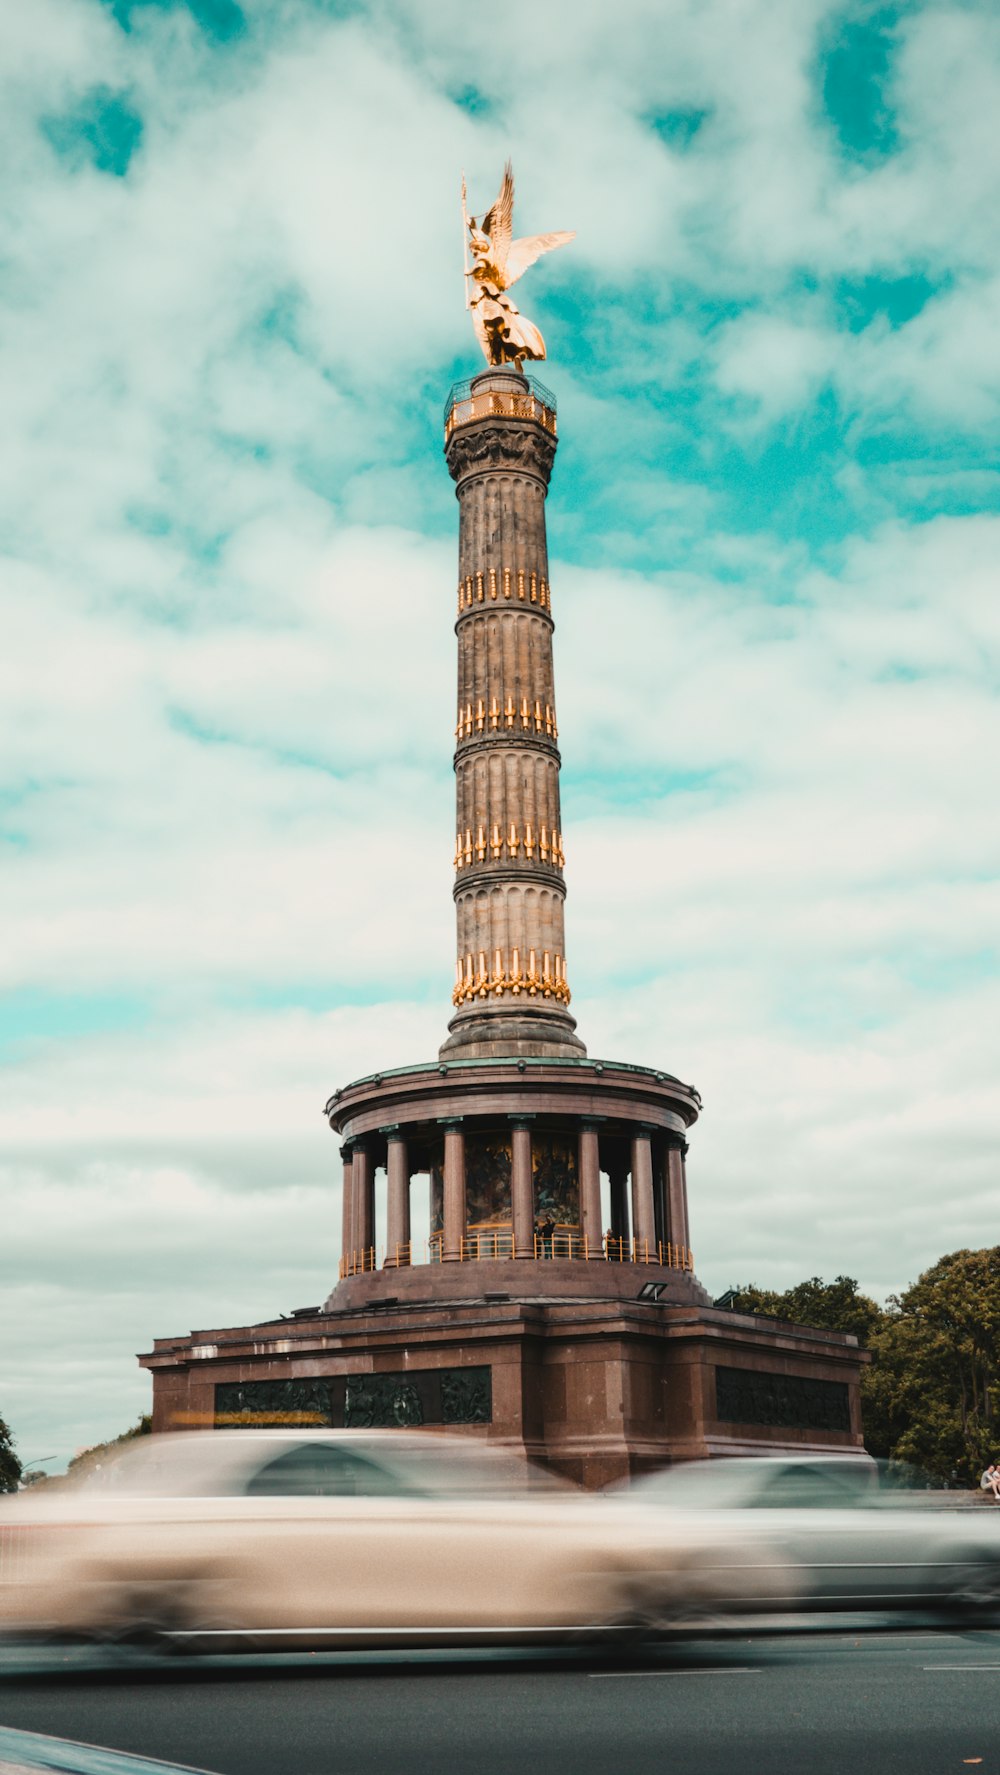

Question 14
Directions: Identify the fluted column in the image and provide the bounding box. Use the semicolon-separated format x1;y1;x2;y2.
608;1156;629;1246
441;367;585;1061
511;1116;535;1257
653;1142;669;1251
666;1142;689;1258
579;1120;603;1258
630;1127;657;1254
678;1141;691;1253
340;1142;354;1265
440;1120;466;1263
383;1126;410;1267
352;1141;374;1260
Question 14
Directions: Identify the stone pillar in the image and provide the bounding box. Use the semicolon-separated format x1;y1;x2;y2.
441;368;585;1063
511;1116;535;1258
578;1120;603;1259
352;1140;374;1262
678;1140;691;1254
440;1119;466;1263
630;1127;657;1256
653;1142;669;1251
608;1154;629;1248
340;1142;354;1266
666;1142;689;1261
383;1126;411;1267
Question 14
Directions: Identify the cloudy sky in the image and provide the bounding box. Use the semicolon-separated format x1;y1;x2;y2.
2;0;998;1473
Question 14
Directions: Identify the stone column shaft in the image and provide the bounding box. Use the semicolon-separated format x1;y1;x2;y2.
608;1162;629;1245
579;1122;603;1258
630;1130;657;1254
666;1144;689;1258
653;1148;669;1251
340;1144;354;1264
442;367;584;1061
384;1130;410;1267
352;1142;374;1257
511;1119;535;1257
441;1123;466;1263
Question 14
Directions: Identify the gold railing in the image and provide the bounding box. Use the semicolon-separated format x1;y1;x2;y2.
463;1227;515;1260
444;386;557;441
383;1242;413;1269
338;1246;376;1279
345;1233;694;1274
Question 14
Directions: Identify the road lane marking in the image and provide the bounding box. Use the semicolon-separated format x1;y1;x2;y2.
589;1667;761;1678
923;1665;1000;1671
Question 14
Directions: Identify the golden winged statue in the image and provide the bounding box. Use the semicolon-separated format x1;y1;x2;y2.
462;162;574;369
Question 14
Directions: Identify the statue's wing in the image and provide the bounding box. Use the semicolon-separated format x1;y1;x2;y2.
502;230;575;290
481;161;515;273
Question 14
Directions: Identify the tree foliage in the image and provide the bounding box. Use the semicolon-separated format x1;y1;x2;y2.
0;1415;22;1493
729;1251;1000;1485
67;1413;151;1481
864;1248;1000;1483
728;1274;885;1345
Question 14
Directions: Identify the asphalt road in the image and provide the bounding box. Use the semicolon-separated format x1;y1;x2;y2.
3;1631;1000;1775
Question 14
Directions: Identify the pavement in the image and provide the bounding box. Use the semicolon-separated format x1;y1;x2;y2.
3;1629;1000;1775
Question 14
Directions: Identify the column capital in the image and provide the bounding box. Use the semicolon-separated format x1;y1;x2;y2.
339;1142;354;1162
379;1123;403;1139
438;1116;464;1131
580;1116;606;1132
509;1113;536;1128
633;1123;657;1139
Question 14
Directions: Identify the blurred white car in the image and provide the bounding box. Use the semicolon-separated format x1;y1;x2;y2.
0;1429;711;1652
626;1455;1000;1621
0;1725;217;1775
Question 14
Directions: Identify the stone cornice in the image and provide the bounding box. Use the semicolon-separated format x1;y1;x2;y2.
453;859;566;894
454;733;561;765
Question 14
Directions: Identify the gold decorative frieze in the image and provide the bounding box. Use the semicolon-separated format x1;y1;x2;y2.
452;947;571;1006
457;571;550;613
453;825;565;870
455;697;558;741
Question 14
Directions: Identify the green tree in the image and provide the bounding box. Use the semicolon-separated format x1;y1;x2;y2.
67;1413;151;1481
0;1415;22;1492
864;1249;1000;1483
728;1274;885;1344
729;1253;1000;1486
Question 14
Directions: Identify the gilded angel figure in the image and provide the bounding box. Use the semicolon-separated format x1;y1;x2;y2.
463;162;574;369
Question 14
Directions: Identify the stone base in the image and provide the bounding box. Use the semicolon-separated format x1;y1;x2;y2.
439;1007;587;1061
140;1298;868;1490
327;1255;711;1314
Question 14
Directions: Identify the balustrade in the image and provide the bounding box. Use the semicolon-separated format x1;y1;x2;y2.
341;1231;693;1278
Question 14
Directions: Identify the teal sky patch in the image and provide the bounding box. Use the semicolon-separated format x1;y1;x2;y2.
835;273;942;333
820;11;900;159
0;990;150;1058
107;0;247;40
41;88;143;177
647;108;711;150
449;84;494;118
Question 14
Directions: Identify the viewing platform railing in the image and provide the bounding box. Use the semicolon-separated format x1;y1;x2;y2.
444;374;557;442
339;1232;693;1279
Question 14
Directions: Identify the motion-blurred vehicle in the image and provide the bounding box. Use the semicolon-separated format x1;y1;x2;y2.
626;1454;1000;1623
0;1428;719;1653
0;1724;217;1774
